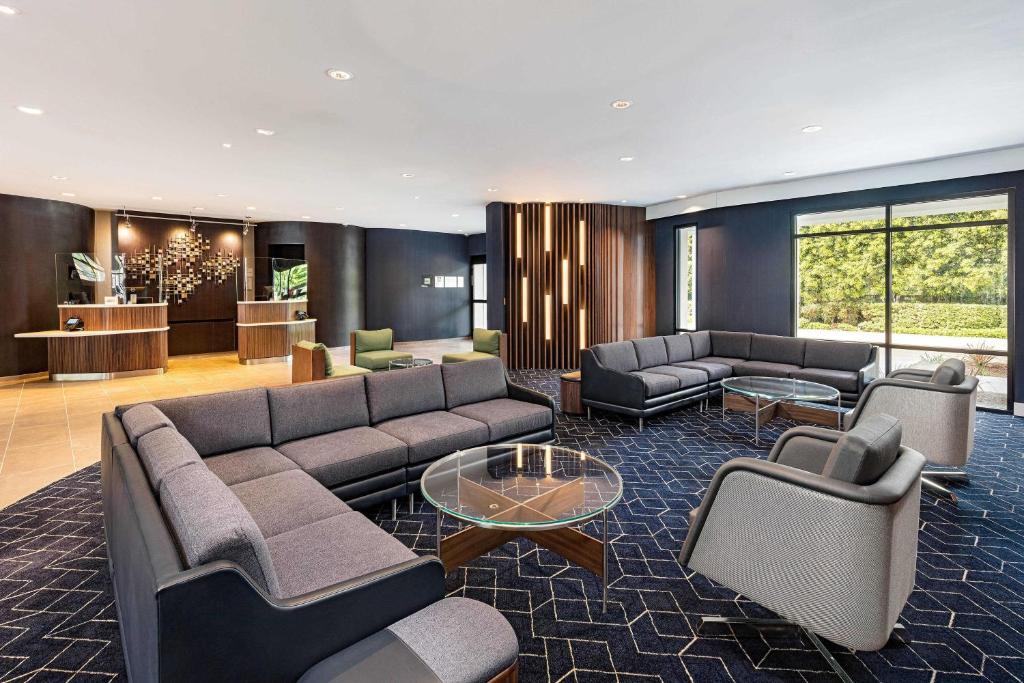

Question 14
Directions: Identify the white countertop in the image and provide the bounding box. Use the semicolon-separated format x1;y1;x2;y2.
58;302;168;308
236;319;317;327
237;300;308;305
15;327;170;339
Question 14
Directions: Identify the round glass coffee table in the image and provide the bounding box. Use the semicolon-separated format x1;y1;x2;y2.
720;376;841;446
388;357;432;370
421;444;623;612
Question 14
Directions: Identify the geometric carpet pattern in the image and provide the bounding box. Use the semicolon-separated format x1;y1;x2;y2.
0;369;1021;681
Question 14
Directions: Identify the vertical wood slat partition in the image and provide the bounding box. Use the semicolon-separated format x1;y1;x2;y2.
502;202;654;369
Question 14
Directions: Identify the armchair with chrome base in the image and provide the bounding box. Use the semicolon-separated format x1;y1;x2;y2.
679;415;925;682
842;357;977;500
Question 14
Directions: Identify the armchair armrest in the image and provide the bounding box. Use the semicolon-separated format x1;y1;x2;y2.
156;555;446;683
887;368;933;381
580;349;645;409
857;346;881;393
844;375;978;430
349;331;356;366
767;425;842;474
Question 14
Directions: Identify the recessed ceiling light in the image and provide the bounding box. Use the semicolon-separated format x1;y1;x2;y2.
487;187;499;192
221;142;232;148
611;99;632;109
620;200;628;204
51;175;68;181
451;213;460;218
255;128;275;136
301;215;311;220
458;229;464;233
413;196;420;200
401;173;415;178
216;193;228;198
0;6;20;16
16;105;43;115
783;171;796;176
334;206;344;211
801;125;823;133
675;194;687;199
619;156;635;162
326;69;353;81
246;205;256;210
61;192;76;197
152;196;163;201
399;223;407;227
193;206;205;211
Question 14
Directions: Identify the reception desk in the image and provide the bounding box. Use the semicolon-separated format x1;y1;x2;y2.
15;303;169;380
237;300;316;364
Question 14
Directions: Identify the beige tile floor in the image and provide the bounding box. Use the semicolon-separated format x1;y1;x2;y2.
0;338;470;509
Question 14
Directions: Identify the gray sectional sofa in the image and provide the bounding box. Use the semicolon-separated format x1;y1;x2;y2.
100;357;550;682
582;330;878;427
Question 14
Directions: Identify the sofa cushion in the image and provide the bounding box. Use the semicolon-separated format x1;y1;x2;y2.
710;331;751;359
630;371;680;398
673;360;734;381
930;358;966;386
204;447;300;486
632;337;669;369
664;334;693;363
121;404;175;447
643;365;709;389
472;328;501;355
803;339;872;372
147;388;272;456
159;464;279;596
440;357;508;409
136;426;202;489
591;341;639;372
732;360;802;379
354;328;393;353
790;367;860;393
268;376;369;445
354;350;413;371
375;411;489;464
450;399;552;441
689;330;711;358
276;426;408;488
823;414;902;485
365;364;446;423
749;334;806;366
230;470;351;538
267;511;417;599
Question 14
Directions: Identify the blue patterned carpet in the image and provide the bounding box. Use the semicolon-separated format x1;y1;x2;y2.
0;369;1021;681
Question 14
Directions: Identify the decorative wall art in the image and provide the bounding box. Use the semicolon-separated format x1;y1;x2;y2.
125;225;240;305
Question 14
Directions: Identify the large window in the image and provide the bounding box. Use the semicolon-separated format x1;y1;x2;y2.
471;257;487;330
795;195;1011;410
675;225;697;331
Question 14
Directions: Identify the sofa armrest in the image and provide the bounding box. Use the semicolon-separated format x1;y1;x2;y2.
857;346;880;394
580;349;645;408
156;556;446;683
767;425;842;474
507;381;555;411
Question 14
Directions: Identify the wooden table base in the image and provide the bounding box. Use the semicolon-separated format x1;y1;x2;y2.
723;392;842;445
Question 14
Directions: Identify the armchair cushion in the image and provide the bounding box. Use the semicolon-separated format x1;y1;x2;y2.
930;358;966;385
664;334;694;363
632;337;669;368
442;351;495;364
354;328;393;353
823;414;902;485
354;350;412;371
471;328;501;355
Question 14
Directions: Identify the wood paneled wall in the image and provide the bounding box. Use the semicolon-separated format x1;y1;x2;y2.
496;202;654;369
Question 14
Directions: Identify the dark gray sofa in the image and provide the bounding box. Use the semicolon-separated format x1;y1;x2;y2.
100;357;547;682
581;330;878;427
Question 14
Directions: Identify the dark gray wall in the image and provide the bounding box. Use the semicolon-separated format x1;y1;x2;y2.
0;193;94;376
654;170;1023;403
255;221;365;347
365;229;471;341
467;232;486;257
485;202;506;331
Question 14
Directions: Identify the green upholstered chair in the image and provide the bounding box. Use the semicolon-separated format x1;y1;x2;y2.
349;328;413;371
292;341;371;383
442;328;508;365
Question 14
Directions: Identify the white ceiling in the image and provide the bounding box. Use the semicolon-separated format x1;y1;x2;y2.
1;0;1023;234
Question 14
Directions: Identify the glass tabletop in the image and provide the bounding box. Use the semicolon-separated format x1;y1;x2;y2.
721;375;839;401
389;358;432;369
420;444;623;530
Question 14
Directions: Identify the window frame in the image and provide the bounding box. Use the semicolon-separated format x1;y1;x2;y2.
674;224;698;332
470;255;487;330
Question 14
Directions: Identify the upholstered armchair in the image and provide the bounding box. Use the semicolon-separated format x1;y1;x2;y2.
843;358;978;500
291;342;370;383
349;328;413;371
442;328;508;365
679;415;925;680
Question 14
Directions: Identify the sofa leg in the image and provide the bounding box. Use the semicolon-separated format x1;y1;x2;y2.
638;417;644;431
391;499;398;521
587;406;592;420
408;492;415;514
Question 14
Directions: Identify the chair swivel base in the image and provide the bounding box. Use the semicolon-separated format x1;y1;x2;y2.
921;469;969;504
698;616;906;683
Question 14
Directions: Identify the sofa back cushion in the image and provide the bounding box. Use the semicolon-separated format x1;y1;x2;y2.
441;357;508;409
145;388;272;457
137;426;202;489
365;364;446;423
803;339;872;372
710;331;751;359
591;341;639;372
823;414;902;485
689;331;711;358
354;328;393;353
472;328;501;356
749;334;806;366
663;334;693;363
930;358;966;386
121;403;175;447
159;464;280;596
267;376;370;445
632;337;669;369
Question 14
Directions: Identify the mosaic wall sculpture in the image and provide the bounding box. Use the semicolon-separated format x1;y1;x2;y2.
125;227;240;304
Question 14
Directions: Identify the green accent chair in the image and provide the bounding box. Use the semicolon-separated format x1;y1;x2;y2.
292;341;371;383
350;328;413;371
442;328;508;365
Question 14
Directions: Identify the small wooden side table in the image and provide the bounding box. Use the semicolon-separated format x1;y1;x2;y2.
560;370;584;415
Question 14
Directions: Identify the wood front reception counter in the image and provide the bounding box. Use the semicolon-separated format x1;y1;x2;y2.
236;300;316;364
15;303;169;381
